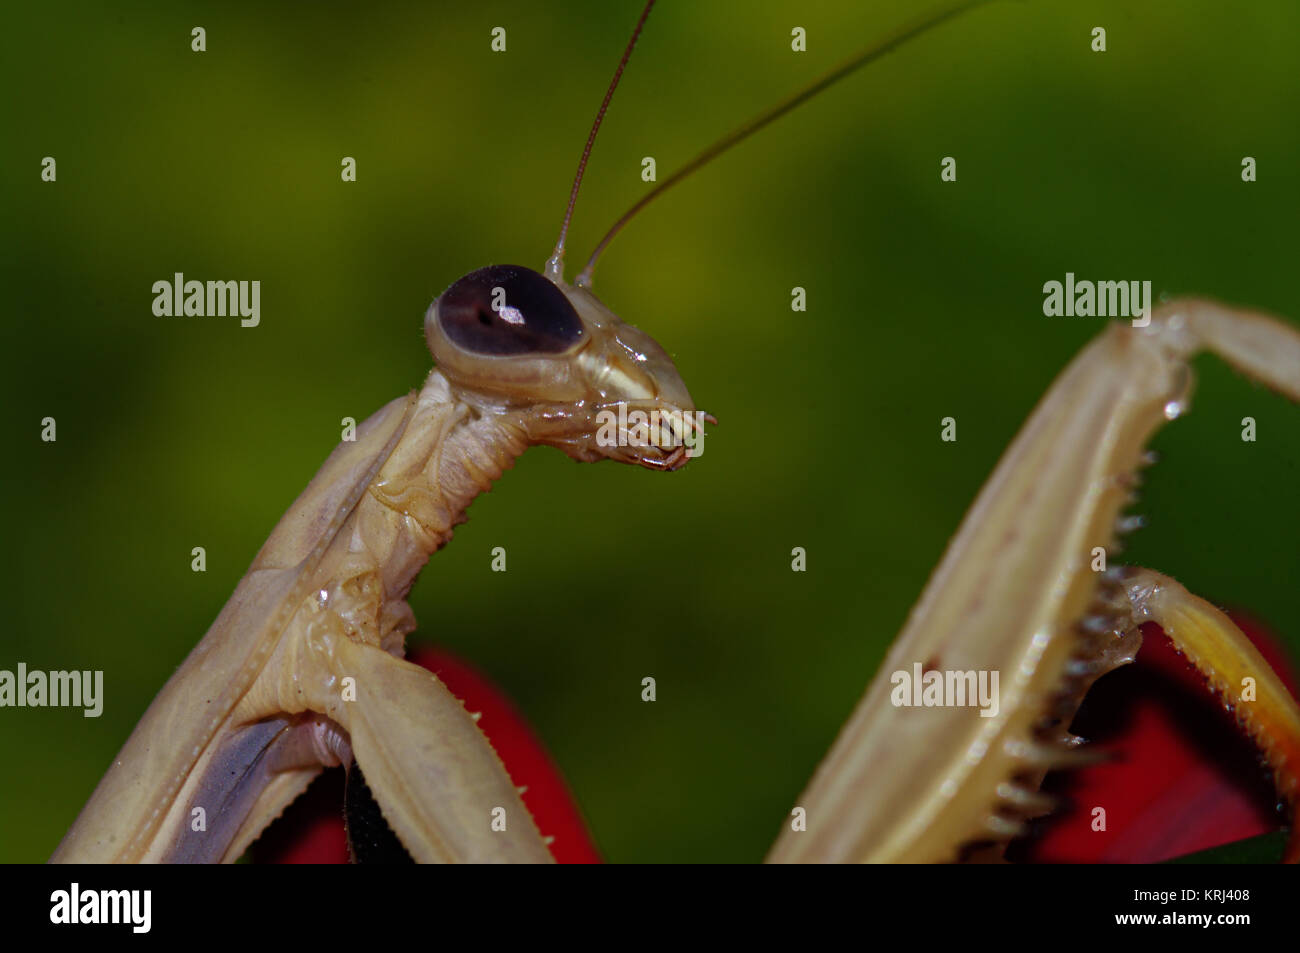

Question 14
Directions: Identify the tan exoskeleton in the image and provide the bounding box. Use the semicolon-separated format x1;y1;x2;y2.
52;0;1300;864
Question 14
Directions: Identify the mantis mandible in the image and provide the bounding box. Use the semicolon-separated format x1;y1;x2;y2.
49;0;1300;863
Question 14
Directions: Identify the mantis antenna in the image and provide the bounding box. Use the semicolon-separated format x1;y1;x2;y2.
546;0;658;283
575;0;994;288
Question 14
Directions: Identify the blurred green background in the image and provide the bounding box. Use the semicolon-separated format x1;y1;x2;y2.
3;0;1298;863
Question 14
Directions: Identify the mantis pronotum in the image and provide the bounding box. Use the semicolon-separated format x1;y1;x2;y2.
25;1;1300;863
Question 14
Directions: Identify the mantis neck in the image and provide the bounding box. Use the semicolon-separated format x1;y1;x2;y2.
360;369;530;642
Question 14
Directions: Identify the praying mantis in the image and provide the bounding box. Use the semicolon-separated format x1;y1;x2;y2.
18;0;1300;862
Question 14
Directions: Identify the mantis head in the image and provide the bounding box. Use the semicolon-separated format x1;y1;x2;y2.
424;1;719;472
425;263;709;470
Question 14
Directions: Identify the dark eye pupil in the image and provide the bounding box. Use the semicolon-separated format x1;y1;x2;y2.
437;265;584;356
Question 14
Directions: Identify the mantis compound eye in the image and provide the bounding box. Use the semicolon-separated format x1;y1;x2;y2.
434;264;585;356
